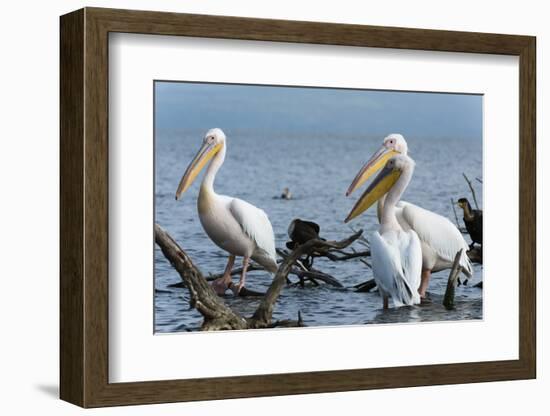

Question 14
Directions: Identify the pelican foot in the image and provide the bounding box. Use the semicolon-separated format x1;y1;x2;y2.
420;293;432;305
229;281;245;296
210;278;230;296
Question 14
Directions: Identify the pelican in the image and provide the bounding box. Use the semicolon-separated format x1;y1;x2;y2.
175;128;278;295
345;154;422;308
346;134;473;297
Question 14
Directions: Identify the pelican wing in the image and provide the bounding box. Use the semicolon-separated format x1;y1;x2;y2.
229;198;277;266
400;202;473;277
371;231;421;307
399;230;422;303
370;232;400;298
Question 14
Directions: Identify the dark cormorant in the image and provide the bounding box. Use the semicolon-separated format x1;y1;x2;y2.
457;198;482;249
285;219;325;269
285;219;323;250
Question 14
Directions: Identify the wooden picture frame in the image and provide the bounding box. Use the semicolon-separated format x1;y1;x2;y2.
60;7;536;408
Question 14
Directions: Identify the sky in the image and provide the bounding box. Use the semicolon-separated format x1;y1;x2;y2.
155;81;483;140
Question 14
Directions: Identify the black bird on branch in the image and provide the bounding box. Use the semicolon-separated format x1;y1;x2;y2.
286;219;323;249
457;198;482;249
285;219;325;269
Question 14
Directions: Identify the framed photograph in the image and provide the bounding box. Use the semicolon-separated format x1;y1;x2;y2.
60;7;536;408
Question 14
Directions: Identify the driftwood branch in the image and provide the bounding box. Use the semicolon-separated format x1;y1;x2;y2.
154;224;248;330
348;225;371;249
294;269;344;287
451;197;460;228
276;243;366;287
354;279;377;292
450;198;467;234
318;249;371;261
358;258;372;269
443;249;464;310
210;258;344;288
462;173;480;210
155;223;362;330
249;231;363;328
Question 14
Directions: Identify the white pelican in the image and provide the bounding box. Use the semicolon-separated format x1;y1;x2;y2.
346;134;473;298
175;128;278;295
345;154;422;308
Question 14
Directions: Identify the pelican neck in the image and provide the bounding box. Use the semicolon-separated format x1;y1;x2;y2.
379;163;413;232
200;143;226;194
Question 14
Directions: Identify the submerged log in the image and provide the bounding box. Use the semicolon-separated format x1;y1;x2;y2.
155;223;362;330
294;269;343;287
443;249;464;310
270;311;304;328
354;279;377;293
466;245;483;264
279;248;345;287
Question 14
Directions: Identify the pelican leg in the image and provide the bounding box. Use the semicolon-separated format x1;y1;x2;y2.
418;269;431;298
232;256;250;295
379;288;389;309
211;255;235;295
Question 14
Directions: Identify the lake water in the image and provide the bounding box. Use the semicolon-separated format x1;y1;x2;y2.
154;129;483;332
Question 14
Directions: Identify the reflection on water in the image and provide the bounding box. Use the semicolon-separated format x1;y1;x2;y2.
155;130;483;333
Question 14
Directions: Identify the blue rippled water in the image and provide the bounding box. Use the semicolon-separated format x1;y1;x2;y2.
154;130;483;333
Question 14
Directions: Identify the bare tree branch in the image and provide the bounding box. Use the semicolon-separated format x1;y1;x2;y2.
155;223;363;330
462;173;480;210
443;249;464;310
318;249;371;261
209;259;343;287
154;224;248;330
249;230;363;328
354;279;377;292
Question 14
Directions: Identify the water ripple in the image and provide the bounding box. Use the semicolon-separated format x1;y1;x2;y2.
155;132;483;333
